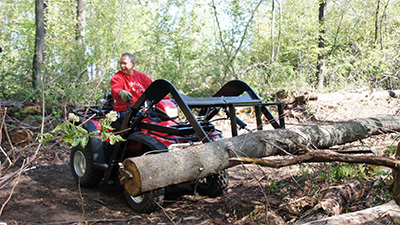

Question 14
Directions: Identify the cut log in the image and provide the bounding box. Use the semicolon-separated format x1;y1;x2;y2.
11;129;34;147
301;200;400;225
293;180;364;224
119;115;400;196
279;93;318;109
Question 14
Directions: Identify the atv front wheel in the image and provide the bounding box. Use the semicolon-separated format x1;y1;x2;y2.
70;139;104;187
124;189;165;213
123;133;168;213
196;169;228;197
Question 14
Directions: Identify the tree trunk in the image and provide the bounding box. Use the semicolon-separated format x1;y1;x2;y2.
76;0;86;47
119;115;400;196
315;0;327;89
75;0;86;80
32;0;45;89
294;180;364;224
271;0;275;62
302;200;400;225
374;0;381;45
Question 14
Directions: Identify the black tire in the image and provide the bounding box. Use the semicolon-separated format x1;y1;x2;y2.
196;169;228;197
70;138;104;187
124;189;165;213
123;133;167;213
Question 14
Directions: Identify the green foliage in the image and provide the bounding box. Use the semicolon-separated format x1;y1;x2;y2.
40;111;125;147
317;163;368;183
52;121;92;148
2;0;400;105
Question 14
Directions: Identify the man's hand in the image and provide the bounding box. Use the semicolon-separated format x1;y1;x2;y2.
118;90;133;103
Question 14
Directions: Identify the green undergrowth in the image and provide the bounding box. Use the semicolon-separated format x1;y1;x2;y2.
269;162;393;207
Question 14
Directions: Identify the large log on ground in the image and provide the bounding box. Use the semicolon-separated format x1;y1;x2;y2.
119;115;400;196
294;180;364;224
302;200;400;225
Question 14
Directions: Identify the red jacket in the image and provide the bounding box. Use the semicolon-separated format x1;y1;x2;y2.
110;70;153;112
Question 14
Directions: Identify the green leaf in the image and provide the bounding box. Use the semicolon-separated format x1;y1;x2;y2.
81;136;89;148
116;135;126;142
64;123;72;134
36;133;54;144
101;132;110;141
101;124;114;131
62;134;73;143
71;137;82;148
76;126;88;134
52;124;65;134
109;136;116;145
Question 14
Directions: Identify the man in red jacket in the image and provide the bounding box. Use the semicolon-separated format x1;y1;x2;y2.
110;53;153;119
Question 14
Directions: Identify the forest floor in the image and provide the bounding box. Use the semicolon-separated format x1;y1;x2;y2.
1;88;400;225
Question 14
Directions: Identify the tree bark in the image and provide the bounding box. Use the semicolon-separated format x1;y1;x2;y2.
374;0;381;45
302;200;400;225
119;115;400;196
315;0;327;89
32;0;45;89
76;0;86;47
271;0;275;61
294;180;364;224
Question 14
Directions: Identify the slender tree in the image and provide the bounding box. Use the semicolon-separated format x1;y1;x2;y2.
374;0;381;46
75;0;87;82
271;0;275;62
76;0;86;47
32;0;45;89
211;0;263;82
378;0;390;50
316;0;327;89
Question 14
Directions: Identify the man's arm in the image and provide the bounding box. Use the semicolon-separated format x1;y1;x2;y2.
110;75;124;99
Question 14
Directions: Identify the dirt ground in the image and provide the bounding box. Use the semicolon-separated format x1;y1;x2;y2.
1;88;400;225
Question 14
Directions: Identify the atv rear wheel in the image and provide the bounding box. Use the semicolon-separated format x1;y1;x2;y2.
122;133;167;213
70;138;104;187
196;169;228;197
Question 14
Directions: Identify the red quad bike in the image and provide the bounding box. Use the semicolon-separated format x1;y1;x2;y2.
70;79;285;213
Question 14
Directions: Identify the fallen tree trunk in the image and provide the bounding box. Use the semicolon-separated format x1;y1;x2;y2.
302;200;400;225
294;180;364;224
119;115;400;196
230;148;400;170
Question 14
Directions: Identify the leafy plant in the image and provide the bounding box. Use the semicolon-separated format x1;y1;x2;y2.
38;111;125;147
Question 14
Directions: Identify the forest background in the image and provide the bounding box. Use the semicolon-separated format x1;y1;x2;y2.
1;0;400;223
1;0;400;113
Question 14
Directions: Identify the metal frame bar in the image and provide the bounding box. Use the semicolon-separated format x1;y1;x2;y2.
103;79;286;182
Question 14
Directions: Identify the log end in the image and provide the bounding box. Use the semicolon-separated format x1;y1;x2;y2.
119;160;142;196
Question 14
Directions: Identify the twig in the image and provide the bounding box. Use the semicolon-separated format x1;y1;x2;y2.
230;147;400;170
78;177;85;220
0;107;5;145
154;199;177;225
0;159;26;216
2;111;16;161
112;127;131;135
0;146;11;166
38;216;142;225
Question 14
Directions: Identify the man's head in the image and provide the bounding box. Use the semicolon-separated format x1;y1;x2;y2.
119;53;136;75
